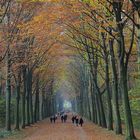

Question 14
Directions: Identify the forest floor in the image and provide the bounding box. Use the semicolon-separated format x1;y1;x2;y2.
2;114;140;140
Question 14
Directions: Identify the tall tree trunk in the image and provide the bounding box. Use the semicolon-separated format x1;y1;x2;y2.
89;76;94;122
26;69;30;126
109;39;122;134
44;98;47;118
21;66;26;128
40;91;44;120
30;93;34;124
28;71;33;124
15;72;21;130
93;73;107;128
120;63;136;140
101;33;113;130
113;2;136;139
5;48;11;131
84;67;91;120
95;93;100;125
34;77;39;123
41;93;45;119
105;60;113;130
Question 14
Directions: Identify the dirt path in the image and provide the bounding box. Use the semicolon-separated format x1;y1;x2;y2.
3;115;140;140
20;118;124;140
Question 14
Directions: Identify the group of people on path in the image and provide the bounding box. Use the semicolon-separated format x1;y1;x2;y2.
50;115;57;123
50;113;84;127
61;114;68;123
50;113;68;123
71;115;84;127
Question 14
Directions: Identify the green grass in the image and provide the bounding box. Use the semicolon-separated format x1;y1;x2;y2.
0;129;22;139
0;130;14;138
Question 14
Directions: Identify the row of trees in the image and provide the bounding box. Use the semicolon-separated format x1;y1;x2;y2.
62;1;140;140
0;1;140;140
0;0;63;132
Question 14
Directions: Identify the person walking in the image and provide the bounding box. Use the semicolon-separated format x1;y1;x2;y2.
75;116;79;126
72;116;75;124
61;115;64;123
64;114;67;123
79;117;84;127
